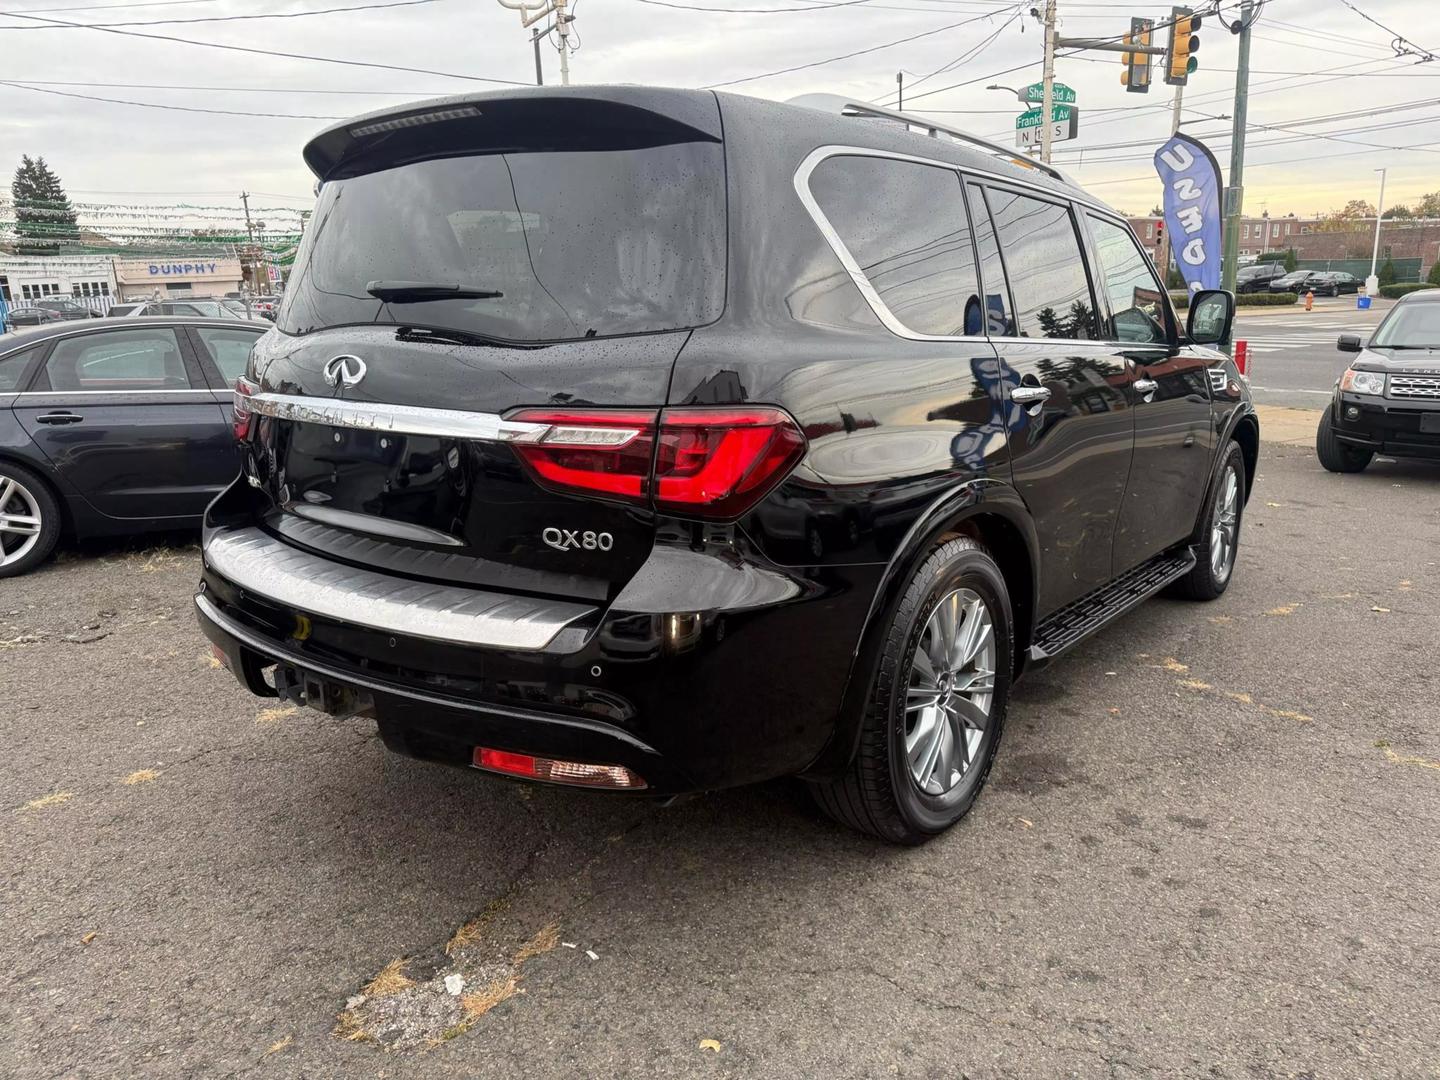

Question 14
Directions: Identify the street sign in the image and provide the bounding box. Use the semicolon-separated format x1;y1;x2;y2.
1015;108;1080;148
1023;82;1076;104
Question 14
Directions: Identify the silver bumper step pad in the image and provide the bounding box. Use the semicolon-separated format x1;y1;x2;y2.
202;527;593;651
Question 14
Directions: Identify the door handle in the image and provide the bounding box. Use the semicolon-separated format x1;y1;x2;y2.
1010;384;1051;417
35;411;83;425
1133;378;1159;402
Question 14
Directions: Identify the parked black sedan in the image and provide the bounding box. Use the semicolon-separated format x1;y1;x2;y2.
0;316;267;577
1269;270;1322;293
1235;262;1289;294
1305;271;1362;297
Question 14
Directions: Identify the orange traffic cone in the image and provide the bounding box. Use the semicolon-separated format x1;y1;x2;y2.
1305;290;1314;312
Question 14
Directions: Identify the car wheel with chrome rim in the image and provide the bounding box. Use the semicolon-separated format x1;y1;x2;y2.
810;536;1012;844
1170;441;1247;601
0;462;61;579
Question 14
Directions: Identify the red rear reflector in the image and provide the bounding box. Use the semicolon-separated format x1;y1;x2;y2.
508;406;805;520
474;747;646;790
233;377;256;442
210;644;231;671
1234;340;1249;377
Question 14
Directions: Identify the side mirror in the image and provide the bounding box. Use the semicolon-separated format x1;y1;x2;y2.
1187;289;1235;347
1337;334;1362;353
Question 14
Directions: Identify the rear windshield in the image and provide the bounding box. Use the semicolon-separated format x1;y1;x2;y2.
278;143;726;343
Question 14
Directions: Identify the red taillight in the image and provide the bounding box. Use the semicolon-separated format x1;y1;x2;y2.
1234;340;1249;377
233;377;256;441
508;406;805;520
474;747;646;789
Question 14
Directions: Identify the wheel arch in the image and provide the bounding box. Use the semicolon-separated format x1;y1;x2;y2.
1230;412;1259;504
798;478;1040;782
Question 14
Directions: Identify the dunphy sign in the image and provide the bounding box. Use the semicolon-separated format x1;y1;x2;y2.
149;262;221;276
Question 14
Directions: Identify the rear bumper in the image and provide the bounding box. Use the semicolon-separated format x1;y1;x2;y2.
1331;391;1440;458
196;527;879;796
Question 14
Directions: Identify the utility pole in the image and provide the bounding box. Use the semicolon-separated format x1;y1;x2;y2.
1040;0;1057;164
896;71;904;110
1369;167;1388;287
499;0;571;85
1220;0;1254;294
1154;83;1184;286
531;26;544;84
240;191;259;294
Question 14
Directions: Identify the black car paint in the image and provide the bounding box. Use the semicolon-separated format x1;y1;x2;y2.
196;87;1257;795
0;317;266;539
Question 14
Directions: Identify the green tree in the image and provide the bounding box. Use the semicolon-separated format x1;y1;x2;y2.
1416;191;1440;217
11;155;79;255
1283;247;1297;272
1382;205;1414;220
1428;260;1440;286
1378;257;1398;287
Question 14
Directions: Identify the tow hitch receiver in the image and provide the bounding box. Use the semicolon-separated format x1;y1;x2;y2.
273;664;375;720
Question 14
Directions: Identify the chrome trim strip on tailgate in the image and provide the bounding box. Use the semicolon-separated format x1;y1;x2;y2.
203;526;593;650
244;392;549;442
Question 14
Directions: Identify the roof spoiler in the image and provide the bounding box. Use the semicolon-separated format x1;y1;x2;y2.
787;93;1076;186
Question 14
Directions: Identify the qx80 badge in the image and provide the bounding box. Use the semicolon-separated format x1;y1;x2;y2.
543;528;614;552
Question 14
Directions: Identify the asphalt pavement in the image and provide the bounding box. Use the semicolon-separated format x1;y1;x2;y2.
4;433;1439;1078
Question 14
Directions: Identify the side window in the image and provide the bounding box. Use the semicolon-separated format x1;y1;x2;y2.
0;346;39;391
45;329;191;392
984;188;1098;340
965;183;1015;336
193;327;264;383
1086;214;1171;344
808;155;982;337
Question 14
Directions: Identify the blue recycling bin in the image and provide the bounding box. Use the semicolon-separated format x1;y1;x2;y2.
1357;295;1372;310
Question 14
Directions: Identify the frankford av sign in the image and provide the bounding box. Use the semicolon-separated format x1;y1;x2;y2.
149;262;219;276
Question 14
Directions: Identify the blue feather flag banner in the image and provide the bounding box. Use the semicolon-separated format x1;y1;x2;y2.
1154;132;1224;294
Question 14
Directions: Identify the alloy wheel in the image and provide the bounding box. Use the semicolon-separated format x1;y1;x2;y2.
1210;465;1239;583
0;474;43;569
905;588;996;796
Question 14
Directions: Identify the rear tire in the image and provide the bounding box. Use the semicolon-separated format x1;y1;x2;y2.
1171;442;1245;602
0;461;61;579
810;537;1012;844
1316;409;1372;473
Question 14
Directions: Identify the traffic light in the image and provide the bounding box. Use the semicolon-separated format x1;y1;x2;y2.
1156;219;1165;247
1166;5;1201;85
1121;17;1153;94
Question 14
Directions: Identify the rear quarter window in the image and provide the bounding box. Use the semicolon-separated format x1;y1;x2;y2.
0;346;40;391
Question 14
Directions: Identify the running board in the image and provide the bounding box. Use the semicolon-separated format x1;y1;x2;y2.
1028;549;1196;662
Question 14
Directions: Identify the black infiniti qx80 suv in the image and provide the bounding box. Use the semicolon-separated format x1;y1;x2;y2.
196;87;1257;843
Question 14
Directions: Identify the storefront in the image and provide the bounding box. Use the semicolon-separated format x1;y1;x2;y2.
112;257;244;301
0;254;118;313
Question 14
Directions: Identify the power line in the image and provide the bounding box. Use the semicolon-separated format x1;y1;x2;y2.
875;3;1024;104
0;0;448;30
0;7;528;84
0;79;346;118
1335;0;1437;62
701;7;1015;87
0;78;452;95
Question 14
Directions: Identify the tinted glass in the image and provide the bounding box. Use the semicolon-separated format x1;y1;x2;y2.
1087;214;1170;344
280;143;725;342
1372;301;1440;348
809;155;981;336
0;346;38;391
194;326;264;382
45;329;191;391
984;189;1097;340
966;183;1015;336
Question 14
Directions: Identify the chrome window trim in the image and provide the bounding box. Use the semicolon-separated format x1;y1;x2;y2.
244;392;549;443
794;144;1113;346
795;146;982;344
203;526;593;651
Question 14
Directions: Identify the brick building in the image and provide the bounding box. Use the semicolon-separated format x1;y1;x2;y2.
1127;213;1440;279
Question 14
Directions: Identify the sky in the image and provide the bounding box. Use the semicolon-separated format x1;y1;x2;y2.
0;0;1435;235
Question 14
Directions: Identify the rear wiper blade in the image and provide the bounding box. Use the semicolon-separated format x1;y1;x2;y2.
394;324;540;349
367;280;503;302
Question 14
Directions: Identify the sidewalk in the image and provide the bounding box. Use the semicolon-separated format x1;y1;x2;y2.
1237;297;1395;319
1255;404;1322;445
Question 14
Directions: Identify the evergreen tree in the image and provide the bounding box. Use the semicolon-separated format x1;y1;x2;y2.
11;155;79;255
1283;248;1297;273
1377;257;1397;288
1427;260;1440;286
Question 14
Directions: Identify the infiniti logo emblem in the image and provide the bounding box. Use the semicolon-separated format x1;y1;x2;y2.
323;354;367;389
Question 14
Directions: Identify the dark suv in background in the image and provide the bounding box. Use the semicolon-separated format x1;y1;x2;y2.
195;88;1255;843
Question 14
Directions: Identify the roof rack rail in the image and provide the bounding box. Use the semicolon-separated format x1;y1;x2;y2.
787;94;1074;186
